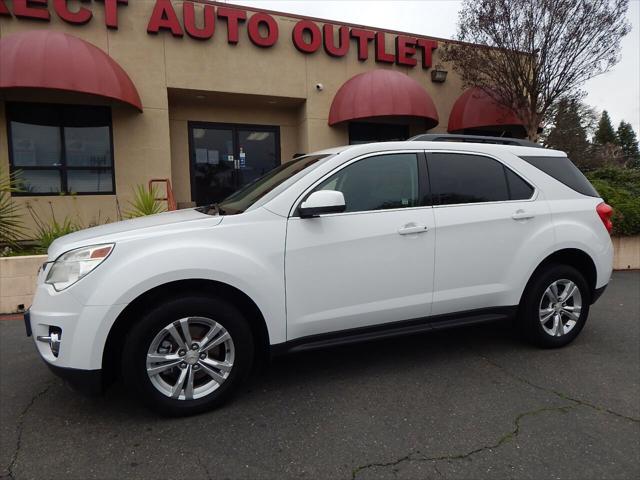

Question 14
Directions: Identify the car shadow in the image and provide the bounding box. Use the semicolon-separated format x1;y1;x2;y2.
82;319;531;420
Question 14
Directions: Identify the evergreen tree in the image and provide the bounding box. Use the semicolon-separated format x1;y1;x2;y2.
594;110;617;145
544;98;592;167
616;121;640;167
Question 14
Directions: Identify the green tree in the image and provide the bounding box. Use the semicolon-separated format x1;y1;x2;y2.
594;110;617;145
544;98;594;168
616;121;640;168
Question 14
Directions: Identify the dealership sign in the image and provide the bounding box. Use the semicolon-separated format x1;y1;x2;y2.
0;0;439;69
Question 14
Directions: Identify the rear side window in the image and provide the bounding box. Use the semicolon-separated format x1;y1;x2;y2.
428;153;532;205
519;155;598;197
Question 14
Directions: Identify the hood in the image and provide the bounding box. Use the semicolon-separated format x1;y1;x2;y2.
48;209;222;259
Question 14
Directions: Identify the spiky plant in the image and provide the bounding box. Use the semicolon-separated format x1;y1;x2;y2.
26;203;80;251
0;166;26;248
125;185;165;219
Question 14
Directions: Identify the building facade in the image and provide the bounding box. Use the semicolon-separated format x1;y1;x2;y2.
0;0;525;233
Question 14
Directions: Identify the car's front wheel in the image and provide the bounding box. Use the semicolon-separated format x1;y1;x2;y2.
122;295;254;416
520;264;591;348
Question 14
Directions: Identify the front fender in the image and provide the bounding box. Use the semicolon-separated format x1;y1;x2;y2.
68;215;288;358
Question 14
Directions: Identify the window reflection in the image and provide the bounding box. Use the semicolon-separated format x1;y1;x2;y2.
10;122;61;167
8;103;114;196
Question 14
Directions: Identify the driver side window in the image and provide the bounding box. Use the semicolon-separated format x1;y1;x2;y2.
315;153;420;213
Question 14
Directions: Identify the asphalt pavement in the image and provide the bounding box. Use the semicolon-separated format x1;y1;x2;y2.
1;271;639;480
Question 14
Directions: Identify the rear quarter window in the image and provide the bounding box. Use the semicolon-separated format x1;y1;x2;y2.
519;155;599;197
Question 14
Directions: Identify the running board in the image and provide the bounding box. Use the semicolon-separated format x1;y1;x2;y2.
272;306;517;355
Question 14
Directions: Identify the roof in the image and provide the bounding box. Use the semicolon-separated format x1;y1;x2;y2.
316;141;565;159
409;133;541;148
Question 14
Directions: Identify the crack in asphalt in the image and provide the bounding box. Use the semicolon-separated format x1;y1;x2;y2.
351;404;577;479
480;355;640;423
196;457;213;480
5;382;54;480
351;355;639;479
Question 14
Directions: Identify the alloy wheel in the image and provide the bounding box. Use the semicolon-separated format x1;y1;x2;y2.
146;317;235;400
538;279;582;337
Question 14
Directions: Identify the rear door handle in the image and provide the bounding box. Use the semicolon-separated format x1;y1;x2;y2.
512;209;535;220
398;224;429;235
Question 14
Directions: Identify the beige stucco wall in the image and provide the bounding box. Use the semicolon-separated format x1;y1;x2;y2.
0;255;47;313
1;0;462;235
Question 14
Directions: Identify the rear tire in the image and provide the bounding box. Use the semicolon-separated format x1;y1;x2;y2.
122;295;254;416
519;264;590;348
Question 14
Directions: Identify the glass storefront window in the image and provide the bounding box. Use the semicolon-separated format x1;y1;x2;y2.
7;102;114;195
64;126;112;167
19;170;62;194
10;122;61;167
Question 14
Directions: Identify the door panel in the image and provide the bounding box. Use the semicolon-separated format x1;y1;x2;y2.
431;201;550;315
286;208;436;339
285;152;435;340
426;151;550;315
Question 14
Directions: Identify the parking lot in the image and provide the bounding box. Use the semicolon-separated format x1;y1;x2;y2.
1;271;638;480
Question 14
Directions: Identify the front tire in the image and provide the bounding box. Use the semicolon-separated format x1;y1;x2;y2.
122;295;254;416
520;264;590;348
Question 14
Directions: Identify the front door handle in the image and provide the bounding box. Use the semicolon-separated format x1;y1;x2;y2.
512;209;535;220
398;224;429;235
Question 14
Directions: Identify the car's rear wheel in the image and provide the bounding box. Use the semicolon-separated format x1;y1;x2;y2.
520;264;591;348
122;295;253;416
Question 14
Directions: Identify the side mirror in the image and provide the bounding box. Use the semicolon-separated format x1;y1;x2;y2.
299;190;346;218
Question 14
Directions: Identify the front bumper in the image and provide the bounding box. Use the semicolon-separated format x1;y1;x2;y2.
25;309;104;395
28;278;127;371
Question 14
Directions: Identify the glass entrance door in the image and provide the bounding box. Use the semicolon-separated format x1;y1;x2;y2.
189;122;280;206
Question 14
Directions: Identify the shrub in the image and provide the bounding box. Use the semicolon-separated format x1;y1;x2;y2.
0;166;26;247
586;167;640;236
125;185;165;219
27;203;80;251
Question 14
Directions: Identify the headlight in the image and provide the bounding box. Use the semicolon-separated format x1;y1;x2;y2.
46;244;114;291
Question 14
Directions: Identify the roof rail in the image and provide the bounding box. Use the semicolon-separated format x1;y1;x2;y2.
408;133;543;148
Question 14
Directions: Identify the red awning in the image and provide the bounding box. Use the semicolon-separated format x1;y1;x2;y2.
448;88;522;133
328;70;439;127
0;30;142;111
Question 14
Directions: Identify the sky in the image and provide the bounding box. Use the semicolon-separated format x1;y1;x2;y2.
229;0;640;135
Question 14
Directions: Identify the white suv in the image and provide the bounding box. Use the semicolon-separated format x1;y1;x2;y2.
27;137;614;415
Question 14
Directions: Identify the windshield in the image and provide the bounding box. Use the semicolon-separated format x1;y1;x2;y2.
198;154;331;215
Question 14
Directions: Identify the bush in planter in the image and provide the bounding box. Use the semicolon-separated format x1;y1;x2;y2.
125;185;165;219
27;203;80;251
0;166;26;248
586;167;640;236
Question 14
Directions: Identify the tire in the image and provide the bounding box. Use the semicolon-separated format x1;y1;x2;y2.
519;264;591;348
122;295;254;416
